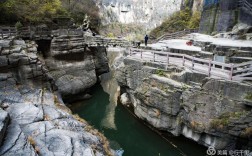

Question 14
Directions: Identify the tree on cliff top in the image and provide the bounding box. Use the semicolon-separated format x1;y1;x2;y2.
0;0;101;31
0;0;67;24
61;0;101;32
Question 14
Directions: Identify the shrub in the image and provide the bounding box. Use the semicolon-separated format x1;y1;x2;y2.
156;69;166;77
107;33;115;38
241;127;252;138
245;93;252;101
210;111;249;129
188;11;201;29
15;21;23;30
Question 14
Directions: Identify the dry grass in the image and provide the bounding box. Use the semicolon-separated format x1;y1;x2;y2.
28;136;36;146
35;146;40;154
73;114;88;124
76;118;113;156
241;127;252;138
53;95;113;155
54;95;72;114
43;114;51;121
190;121;204;130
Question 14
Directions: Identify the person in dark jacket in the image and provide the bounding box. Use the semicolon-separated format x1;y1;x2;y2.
144;35;149;46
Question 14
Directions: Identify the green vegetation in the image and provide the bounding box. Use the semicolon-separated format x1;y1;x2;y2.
245;93;252;101
100;23;146;41
188;11;201;29
210;118;229;129
0;0;100;31
156;69;166;77
0;0;66;24
150;8;201;39
210;111;249;129
107;33;115;38
15;21;23;30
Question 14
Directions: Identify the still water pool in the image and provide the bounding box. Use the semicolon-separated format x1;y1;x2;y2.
70;51;207;156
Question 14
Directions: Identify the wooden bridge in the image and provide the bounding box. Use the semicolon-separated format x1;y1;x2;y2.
129;48;252;82
0;26;131;47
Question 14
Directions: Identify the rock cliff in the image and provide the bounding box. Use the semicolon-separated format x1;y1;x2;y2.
115;57;252;150
0;38;113;155
96;0;182;29
199;0;252;34
44;35;109;101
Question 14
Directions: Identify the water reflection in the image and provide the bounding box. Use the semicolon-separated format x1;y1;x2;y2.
100;51;121;130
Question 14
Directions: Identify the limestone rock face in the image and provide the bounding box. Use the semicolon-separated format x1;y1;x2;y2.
97;0;182;29
0;39;113;156
200;0;252;34
115;57;252;150
45;35;109;99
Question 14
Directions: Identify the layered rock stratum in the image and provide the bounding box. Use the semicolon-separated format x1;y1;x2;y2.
116;57;252;150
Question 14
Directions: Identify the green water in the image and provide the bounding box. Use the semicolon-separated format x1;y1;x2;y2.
69;51;207;156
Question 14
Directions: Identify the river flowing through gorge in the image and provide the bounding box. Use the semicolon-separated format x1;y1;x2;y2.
69;49;207;156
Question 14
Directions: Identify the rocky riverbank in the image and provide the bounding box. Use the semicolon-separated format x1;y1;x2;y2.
0;38;113;155
115;56;252;150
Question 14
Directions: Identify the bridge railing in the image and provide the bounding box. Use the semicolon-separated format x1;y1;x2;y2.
154;28;199;43
0;27;17;39
129;48;252;81
239;0;252;14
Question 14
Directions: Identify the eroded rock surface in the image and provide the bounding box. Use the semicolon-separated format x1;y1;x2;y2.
0;38;113;156
45;35;109;100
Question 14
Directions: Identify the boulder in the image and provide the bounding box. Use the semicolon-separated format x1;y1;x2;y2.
120;93;131;105
0;40;11;48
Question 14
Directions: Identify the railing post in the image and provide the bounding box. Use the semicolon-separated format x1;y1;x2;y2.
208;60;212;77
141;50;142;59
192;57;195;70
8;28;10;38
222;65;225;70
153;52;155;62
129;49;132;56
167;54;169;65
230;64;234;80
182;55;185;66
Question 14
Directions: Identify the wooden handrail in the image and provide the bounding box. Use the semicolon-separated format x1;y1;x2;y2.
155;28;199;42
0;26;17;38
129;48;252;81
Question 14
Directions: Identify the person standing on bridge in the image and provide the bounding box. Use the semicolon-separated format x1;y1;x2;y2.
144;35;149;46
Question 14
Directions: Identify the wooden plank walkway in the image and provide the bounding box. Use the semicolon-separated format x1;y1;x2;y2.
129;48;252;81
